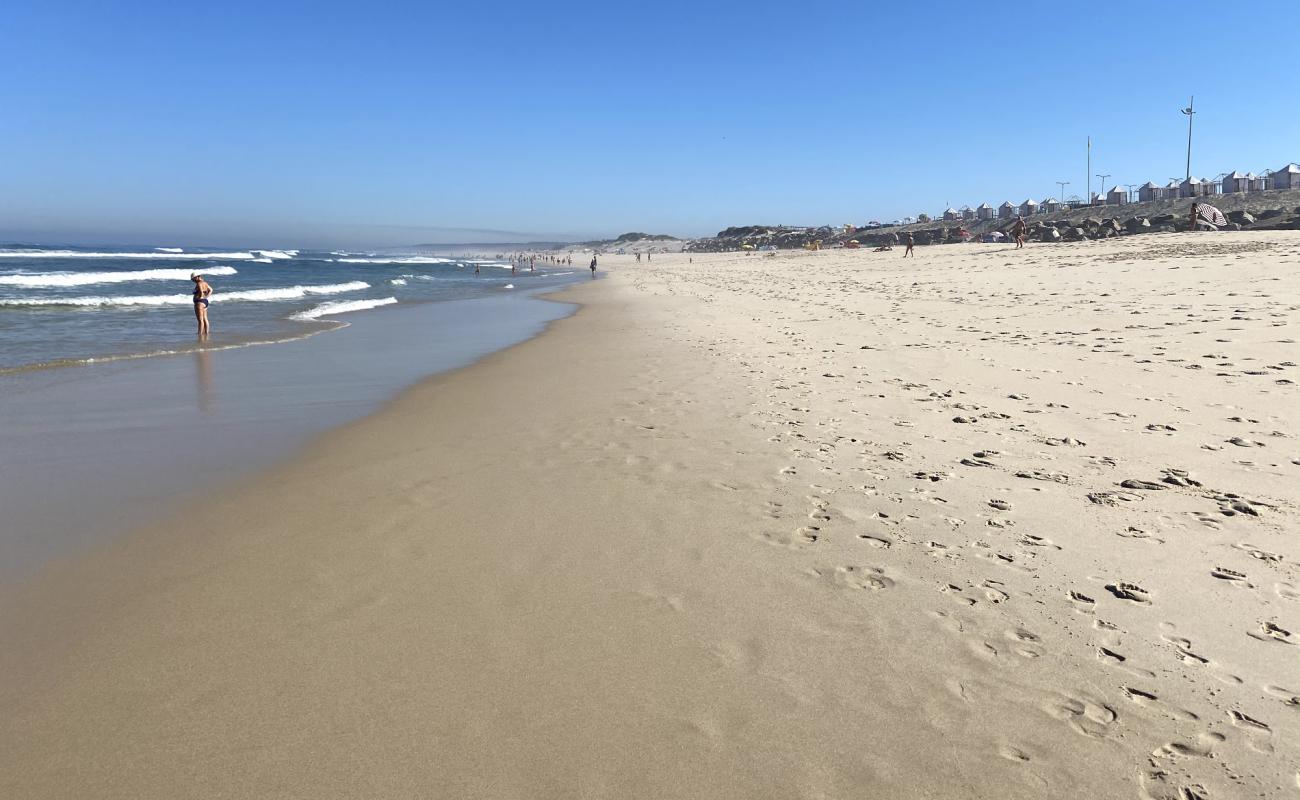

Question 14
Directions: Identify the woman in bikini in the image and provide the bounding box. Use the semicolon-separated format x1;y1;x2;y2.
191;272;212;335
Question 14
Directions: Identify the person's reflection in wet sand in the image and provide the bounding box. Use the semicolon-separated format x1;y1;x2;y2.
194;345;214;414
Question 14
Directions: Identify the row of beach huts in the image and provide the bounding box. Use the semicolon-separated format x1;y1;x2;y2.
935;163;1300;222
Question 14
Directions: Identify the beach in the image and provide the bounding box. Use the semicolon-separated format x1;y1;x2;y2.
2;232;1298;798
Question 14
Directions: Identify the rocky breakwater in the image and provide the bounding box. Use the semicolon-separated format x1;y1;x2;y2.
686;225;837;252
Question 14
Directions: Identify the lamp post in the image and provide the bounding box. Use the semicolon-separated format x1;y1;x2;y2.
1056;181;1070;204
1125;183;1139;203
1181;97;1195;182
1096;174;1111;205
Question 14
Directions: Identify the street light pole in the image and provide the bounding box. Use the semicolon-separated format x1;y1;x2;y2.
1056;181;1069;204
1096;174;1110;204
1181;96;1195;182
1125;183;1139;203
1086;136;1091;209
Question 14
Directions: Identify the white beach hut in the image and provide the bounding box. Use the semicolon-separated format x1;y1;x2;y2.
1018;199;1038;217
976;203;994;220
960;206;975;220
998;201;1016;219
1221;171;1251;194
1137;181;1162;202
942;208;960;221
1271;163;1300;190
1106;186;1128;205
1180;177;1213;198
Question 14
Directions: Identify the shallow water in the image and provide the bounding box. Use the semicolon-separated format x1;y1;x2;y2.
0;245;577;370
0;285;580;579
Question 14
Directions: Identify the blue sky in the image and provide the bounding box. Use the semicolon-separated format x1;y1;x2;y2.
1;0;1297;247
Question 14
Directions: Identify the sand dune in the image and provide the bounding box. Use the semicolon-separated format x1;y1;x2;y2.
2;232;1296;798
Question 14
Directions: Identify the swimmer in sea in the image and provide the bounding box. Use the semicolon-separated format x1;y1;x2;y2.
191;272;212;335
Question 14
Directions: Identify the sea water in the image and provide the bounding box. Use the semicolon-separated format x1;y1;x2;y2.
0;244;586;577
0;245;572;371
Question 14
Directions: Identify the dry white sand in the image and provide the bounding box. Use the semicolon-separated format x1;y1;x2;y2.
2;232;1297;798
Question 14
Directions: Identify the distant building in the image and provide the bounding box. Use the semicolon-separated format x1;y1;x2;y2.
976;203;994;220
1091;192;1105;206
1164;180;1182;199
1272;163;1300;190
998;201;1016;219
1044;198;1061;213
1019;198;1038;216
960;206;976;220
1247;173;1267;192
942;208;960;221
1221;171;1251;194
1180;177;1215;198
1106;186;1128;205
1138;181;1162;202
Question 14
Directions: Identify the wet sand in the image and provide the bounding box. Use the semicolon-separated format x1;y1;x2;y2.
2;233;1297;798
0;287;576;577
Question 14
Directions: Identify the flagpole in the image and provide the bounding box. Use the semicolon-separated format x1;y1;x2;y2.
1087;136;1091;207
1182;97;1195;182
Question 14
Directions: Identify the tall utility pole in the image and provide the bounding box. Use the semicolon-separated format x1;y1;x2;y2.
1086;136;1091;209
1056;181;1070;203
1096;174;1111;204
1125;183;1139;203
1182;96;1195;182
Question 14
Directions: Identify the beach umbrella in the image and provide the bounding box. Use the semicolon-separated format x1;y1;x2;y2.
1195;203;1227;228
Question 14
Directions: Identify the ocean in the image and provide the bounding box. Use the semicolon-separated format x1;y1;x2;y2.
0;245;579;372
0;243;587;576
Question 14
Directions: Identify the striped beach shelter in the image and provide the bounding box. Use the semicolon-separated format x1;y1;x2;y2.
1194;203;1227;229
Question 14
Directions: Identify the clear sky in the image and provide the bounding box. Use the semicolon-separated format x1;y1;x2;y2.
2;0;1297;248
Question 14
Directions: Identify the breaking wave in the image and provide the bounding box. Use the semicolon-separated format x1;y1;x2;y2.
0;249;268;260
291;297;398;320
1;281;369;308
0;265;239;288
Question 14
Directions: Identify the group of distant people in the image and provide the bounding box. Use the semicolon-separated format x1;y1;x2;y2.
507;252;574;274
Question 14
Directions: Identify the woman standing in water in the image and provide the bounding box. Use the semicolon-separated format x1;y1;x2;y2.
191;272;212;335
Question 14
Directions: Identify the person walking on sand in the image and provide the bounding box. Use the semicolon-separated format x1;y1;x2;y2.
903;232;914;258
191;272;212;335
589;255;597;277
1012;216;1027;249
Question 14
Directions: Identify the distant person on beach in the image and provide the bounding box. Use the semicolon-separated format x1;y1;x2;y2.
903;233;914;258
1012;217;1027;249
874;244;893;252
589;255;597;277
191;272;212;335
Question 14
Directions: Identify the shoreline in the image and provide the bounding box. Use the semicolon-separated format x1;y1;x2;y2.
3;237;1296;798
0;283;582;580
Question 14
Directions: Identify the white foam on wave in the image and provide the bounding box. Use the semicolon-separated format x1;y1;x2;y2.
291;296;397;320
253;249;298;260
0;265;239;288
0;249;263;260
1;281;369;308
333;256;453;265
390;278;407;285
154;247;184;253
503;283;514;289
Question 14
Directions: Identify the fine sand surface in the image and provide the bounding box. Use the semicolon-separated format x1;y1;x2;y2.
2;233;1298;799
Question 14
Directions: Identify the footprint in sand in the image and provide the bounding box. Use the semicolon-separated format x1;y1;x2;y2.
832;565;895;591
1044;694;1118;739
1105;582;1152;604
1247;621;1295;645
